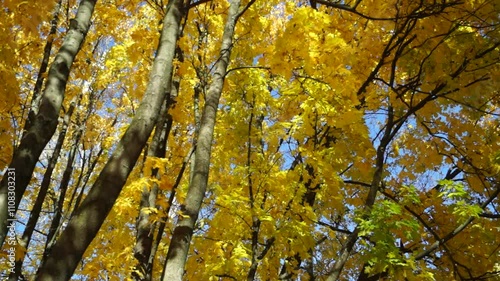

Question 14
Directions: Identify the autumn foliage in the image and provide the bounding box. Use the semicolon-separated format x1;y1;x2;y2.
0;0;499;280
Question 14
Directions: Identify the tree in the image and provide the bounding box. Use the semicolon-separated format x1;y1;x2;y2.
0;0;499;280
0;0;97;247
34;0;186;278
161;0;248;279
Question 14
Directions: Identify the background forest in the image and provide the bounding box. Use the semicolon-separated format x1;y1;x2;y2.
0;0;499;280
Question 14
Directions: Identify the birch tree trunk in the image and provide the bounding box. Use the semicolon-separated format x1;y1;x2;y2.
34;0;186;279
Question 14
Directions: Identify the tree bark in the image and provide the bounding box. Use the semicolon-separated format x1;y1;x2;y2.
161;1;243;280
0;0;97;247
25;0;63;132
9;96;75;281
43;116;83;255
132;96;173;281
34;0;186;279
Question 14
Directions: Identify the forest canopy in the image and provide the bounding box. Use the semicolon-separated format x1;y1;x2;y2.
0;0;499;280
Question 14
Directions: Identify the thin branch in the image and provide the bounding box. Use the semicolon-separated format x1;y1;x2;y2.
188;0;212;9
415;185;500;260
479;213;500;219
235;0;256;22
226;65;270;76
316;220;352;235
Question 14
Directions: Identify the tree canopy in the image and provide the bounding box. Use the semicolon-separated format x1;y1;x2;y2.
0;0;499;280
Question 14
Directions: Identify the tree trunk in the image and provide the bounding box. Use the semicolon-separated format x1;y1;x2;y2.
9;94;75;281
34;0;186;279
161;1;243;280
132;96;173;281
25;0;63;132
0;0;97;247
43;117;83;254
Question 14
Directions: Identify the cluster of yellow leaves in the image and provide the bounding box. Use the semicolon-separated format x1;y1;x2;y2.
0;1;56;168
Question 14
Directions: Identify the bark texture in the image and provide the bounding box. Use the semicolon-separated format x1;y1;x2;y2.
161;1;242;280
133;97;173;281
34;0;186;279
0;0;97;247
10;99;75;280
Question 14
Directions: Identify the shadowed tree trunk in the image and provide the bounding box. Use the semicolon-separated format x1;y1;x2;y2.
161;0;245;279
132;38;185;281
25;0;63;132
132;94;174;281
9;94;76;281
34;0;186;279
0;0;97;247
140;77;192;281
43;111;84;256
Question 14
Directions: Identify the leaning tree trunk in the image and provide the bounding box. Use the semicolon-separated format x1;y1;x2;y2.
34;0;186;280
26;0;63;131
161;1;243;280
43;114;84;255
132;96;173;281
0;0;97;247
9;97;76;281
